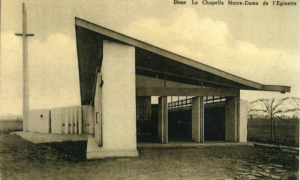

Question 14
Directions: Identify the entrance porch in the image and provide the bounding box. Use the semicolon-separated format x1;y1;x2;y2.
136;95;248;144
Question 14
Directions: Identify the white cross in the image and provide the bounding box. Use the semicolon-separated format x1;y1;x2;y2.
15;2;34;132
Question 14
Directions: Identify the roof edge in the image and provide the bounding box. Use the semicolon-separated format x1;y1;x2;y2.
75;17;290;93
263;85;291;93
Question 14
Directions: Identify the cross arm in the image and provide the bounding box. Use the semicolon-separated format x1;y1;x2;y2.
15;33;34;36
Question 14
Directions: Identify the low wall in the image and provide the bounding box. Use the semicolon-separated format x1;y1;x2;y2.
248;118;299;147
28;109;51;133
27;105;94;135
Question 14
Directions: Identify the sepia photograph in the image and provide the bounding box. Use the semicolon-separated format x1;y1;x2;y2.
0;0;299;179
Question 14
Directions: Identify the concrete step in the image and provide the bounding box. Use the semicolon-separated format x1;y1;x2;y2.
86;137;138;160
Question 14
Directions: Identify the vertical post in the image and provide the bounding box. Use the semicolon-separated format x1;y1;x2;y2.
158;96;168;144
22;3;29;132
164;73;167;87
225;97;238;142
186;96;187;107
49;111;51;133
200;97;204;143
78;106;82;134
15;3;34;132
74;107;78;134
192;97;204;143
239;100;248;143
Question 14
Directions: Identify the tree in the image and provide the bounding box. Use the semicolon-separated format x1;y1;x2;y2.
248;97;300;143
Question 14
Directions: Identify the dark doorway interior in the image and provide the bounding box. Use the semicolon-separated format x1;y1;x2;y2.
204;107;225;141
149;104;158;142
168;108;192;141
137;103;225;142
136;97;157;142
136;104;159;142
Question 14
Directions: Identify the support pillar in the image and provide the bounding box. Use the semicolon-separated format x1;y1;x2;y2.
192;97;204;143
225;97;248;143
239;100;248;142
86;40;138;159
225;97;239;142
15;3;35;132
158;96;168;144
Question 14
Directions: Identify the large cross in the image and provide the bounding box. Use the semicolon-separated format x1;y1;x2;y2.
15;3;34;132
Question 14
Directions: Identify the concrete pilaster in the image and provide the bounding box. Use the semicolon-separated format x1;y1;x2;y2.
158;96;168;144
192;97;204;143
239;100;248;142
225;97;238;142
86;40;138;159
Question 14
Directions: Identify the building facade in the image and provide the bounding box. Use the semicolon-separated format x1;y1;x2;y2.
25;18;291;159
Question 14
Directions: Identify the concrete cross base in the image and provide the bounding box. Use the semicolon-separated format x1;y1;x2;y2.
86;137;139;159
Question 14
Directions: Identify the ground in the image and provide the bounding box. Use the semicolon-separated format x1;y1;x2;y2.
0;133;298;180
248;119;299;147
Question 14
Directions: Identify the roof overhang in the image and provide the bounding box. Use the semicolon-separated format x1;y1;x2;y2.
75;17;290;105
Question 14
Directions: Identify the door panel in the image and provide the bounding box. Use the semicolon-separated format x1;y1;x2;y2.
94;73;103;146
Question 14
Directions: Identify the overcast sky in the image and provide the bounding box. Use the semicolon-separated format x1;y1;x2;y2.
1;0;299;116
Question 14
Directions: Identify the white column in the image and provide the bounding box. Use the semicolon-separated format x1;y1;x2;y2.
158;96;168;144
239;100;248;142
86;40;138;159
225;97;238;142
192;97;204;143
22;3;29;132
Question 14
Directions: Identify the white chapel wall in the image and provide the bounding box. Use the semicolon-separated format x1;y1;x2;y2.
101;40;137;150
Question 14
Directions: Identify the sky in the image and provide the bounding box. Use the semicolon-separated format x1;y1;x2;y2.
1;0;300;116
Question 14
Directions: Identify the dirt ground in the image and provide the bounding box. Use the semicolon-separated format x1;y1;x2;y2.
0;133;298;180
